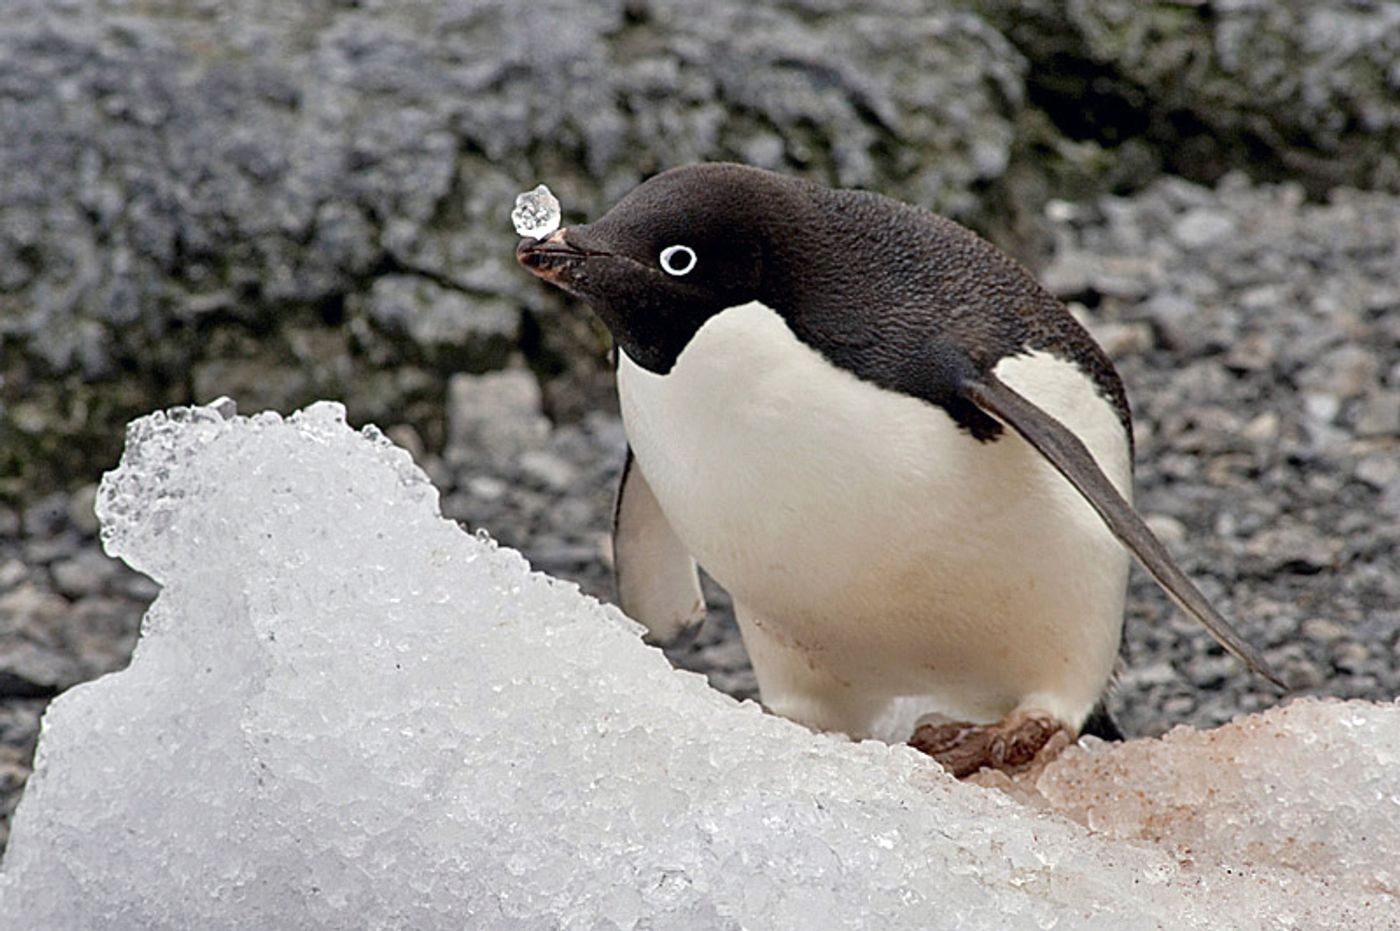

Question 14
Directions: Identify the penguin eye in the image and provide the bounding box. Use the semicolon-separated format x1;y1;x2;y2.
659;244;697;277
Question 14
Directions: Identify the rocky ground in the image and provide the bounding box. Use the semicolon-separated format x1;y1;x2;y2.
3;173;1397;853
8;0;1399;503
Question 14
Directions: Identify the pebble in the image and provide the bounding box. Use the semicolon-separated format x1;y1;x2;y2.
466;476;509;502
1301;618;1348;643
1352;391;1400;436
0;560;26;591
1379;479;1400;518
21;494;68;538
1184;653;1238;687
1120;661;1180;688
1089;321;1153;358
384;424;427;464
1172;208;1236;248
1225;334;1276;373
66;484;99;537
49;549;119;599
1143;514;1186;546
1353;454;1398;488
446;369;550;469
1303;345;1379;399
518;450;578;492
1302;393;1341;425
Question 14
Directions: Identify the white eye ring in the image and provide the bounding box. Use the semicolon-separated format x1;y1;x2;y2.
659;244;697;276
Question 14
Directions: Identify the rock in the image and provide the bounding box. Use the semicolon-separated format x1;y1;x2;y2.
384;424;428;465
1142;513;1185;546
63;598;141;681
65;484;100;537
1085;320;1152;358
445;369;550;469
352;276;518;372
0;0;1039;504
1137;291;1199;351
118;572;161;602
1172;208;1236;249
48;550;120;600
0;562;26;592
1182;654;1236;689
1378;478;1400;519
1354;454;1400;490
971;0;1400;195
1301;345;1380;400
1119;661;1178;689
0;586;82;696
1224;333;1277;374
0;702;42;758
1300;618;1348;644
1046;177;1400;737
1302;393;1342;426
518;450;578;492
1242;523;1344;575
20;495;68;539
464;476;509;502
1352;391;1400;436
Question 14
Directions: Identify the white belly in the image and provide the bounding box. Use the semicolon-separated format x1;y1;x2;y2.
617;301;1132;738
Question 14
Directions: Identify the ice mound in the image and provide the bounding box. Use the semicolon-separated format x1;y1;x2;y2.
1;401;1396;930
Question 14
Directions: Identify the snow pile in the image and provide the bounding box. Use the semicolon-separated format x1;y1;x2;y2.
0;401;1395;930
1037;699;1400;899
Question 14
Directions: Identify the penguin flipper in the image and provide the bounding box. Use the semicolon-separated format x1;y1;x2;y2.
613;446;707;646
962;374;1284;689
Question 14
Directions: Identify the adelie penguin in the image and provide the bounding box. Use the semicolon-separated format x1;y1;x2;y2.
516;163;1282;778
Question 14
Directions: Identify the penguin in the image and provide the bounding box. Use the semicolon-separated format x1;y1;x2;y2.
516;163;1281;777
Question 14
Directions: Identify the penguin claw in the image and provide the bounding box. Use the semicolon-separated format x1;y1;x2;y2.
909;710;1070;779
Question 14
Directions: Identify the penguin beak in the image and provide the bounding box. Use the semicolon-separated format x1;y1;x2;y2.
516;228;595;285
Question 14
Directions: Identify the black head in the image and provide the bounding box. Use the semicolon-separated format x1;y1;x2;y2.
517;164;810;372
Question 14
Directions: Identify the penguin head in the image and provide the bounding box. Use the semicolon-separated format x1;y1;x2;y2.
517;164;804;372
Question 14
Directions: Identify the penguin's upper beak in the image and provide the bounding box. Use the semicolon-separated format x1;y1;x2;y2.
516;228;594;285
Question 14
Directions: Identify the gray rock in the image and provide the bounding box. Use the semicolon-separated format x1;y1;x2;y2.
971;0;1400;195
1301;345;1381;400
0;561;26;592
1142;514;1186;547
20;494;68;538
49;549;120;600
1355;454;1400;490
1172;208;1237;249
1119;661;1179;689
353;276;518;372
446;369;550;469
0;586;83;696
0;0;1035;503
518;451;579;493
1378;478;1400;519
66;484;100;537
1047;176;1400;738
1301;618;1348;644
1352;391;1400;436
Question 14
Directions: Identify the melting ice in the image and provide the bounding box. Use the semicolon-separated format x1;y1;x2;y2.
0;400;1396;930
512;183;561;239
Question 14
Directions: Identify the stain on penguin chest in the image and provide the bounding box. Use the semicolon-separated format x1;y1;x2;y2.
615;301;1128;627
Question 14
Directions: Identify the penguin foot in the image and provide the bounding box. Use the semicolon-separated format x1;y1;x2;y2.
909;710;1070;779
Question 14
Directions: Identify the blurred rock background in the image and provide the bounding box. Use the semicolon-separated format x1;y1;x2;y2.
2;0;1398;851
